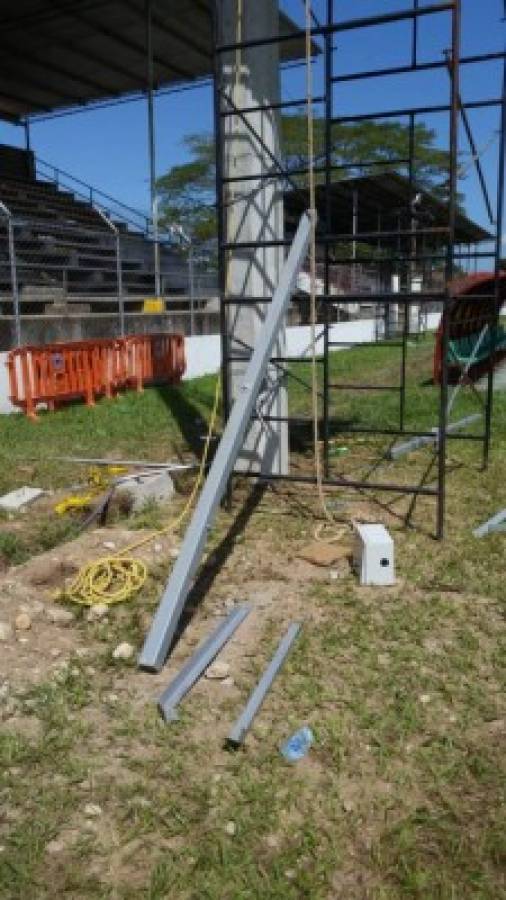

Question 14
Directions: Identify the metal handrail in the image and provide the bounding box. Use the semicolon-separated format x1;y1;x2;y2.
34;155;151;235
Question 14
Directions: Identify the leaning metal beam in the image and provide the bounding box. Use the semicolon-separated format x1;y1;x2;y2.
158;604;251;721
388;413;481;460
227;622;302;747
473;508;506;538
139;212;313;671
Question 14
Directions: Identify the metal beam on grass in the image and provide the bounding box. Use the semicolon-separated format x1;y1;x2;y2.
158;604;251;722
227;622;302;748
138;212;313;672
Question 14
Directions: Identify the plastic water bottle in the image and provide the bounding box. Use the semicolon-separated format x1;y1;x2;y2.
280;726;314;762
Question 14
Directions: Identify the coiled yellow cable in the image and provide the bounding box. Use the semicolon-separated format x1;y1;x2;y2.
64;377;221;606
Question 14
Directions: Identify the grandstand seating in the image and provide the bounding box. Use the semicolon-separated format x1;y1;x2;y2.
0;166;190;315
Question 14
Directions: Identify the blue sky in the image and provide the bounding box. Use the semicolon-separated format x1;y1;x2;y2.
0;0;504;231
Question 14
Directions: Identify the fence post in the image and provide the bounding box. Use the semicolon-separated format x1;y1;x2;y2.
94;205;125;337
8;219;21;347
0;202;21;346
188;242;195;336
116;231;125;337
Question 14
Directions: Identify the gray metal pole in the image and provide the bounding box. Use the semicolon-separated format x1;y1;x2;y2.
139;212;312;672
158;604;251;721
146;0;161;298
7;216;21;347
227;622;302;747
116;232;125;337
189;242;195;335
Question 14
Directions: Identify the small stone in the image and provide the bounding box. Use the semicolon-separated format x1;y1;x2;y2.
342;799;355;813
265;834;280;849
377;653;390;667
84;803;103;818
223;598;235;611
15;613;31;631
419;693;431;705
104;693;119;705
45;607;75;625
103;541;116;551
86;604;109;622
221;676;235;687
50;648;61;658
112;642;134;661
285;870;296;880
46;839;64;855
153;543;163;553
18;637;29;645
205;660;231;680
0;622;13;642
169;548;179;559
224;821;236;836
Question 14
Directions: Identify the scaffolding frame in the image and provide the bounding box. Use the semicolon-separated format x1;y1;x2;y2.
212;0;506;539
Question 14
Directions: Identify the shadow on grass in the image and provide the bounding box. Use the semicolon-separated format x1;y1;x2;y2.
172;482;267;648
155;384;216;461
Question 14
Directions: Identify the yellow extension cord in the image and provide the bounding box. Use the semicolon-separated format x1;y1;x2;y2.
63;377;221;606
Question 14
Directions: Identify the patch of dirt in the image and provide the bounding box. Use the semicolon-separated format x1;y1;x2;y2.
0;525;180;693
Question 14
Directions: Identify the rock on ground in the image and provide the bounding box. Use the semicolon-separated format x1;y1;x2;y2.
112;642;134;661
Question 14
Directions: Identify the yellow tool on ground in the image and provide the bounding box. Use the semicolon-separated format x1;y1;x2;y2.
54;494;96;515
54;466;128;517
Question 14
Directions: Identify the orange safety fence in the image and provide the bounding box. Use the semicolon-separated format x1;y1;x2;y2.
119;334;186;391
7;333;186;419
137;333;186;387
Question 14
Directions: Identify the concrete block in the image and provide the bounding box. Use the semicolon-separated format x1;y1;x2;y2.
0;486;46;512
117;471;175;512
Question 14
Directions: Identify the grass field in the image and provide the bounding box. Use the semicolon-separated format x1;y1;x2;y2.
0;338;504;899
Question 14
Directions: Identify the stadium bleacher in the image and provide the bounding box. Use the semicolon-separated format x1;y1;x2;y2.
0;147;189;315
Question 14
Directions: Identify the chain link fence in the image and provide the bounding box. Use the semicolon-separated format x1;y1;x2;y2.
0;208;219;344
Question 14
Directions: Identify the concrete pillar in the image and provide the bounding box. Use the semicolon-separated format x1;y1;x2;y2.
219;0;288;475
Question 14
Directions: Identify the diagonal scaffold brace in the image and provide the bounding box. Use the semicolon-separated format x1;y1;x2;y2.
138;211;313;672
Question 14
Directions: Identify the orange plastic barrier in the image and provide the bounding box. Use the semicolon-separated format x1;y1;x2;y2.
7;342;96;420
7;333;186;419
140;333;186;387
120;333;186;391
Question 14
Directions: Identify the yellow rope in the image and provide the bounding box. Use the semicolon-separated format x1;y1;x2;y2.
63;376;221;606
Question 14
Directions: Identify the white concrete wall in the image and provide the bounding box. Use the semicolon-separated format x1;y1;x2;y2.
0;352;12;414
0;314;443;416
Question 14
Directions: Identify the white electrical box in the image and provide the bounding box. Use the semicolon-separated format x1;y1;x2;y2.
353;523;395;586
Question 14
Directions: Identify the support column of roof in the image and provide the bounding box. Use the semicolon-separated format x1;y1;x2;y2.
219;0;289;476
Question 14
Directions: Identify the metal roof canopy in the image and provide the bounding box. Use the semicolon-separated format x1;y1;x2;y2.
0;0;308;122
284;172;491;245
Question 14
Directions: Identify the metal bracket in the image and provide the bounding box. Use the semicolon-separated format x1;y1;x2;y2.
139;212;313;671
389;413;481;460
473;508;506;537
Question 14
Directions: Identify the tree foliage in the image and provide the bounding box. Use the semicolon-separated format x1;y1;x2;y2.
156;115;452;241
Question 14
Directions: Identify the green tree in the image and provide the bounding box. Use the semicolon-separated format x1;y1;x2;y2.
156;115;452;241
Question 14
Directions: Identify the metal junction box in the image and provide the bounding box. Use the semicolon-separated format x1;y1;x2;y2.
353;523;395;586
